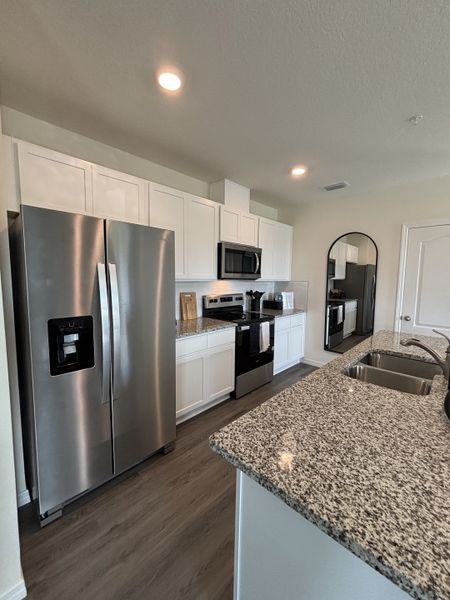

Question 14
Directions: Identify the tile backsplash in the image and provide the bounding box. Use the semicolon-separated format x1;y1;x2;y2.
175;280;308;319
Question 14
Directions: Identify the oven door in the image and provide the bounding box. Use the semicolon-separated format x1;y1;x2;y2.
219;242;262;280
235;321;274;377
327;304;345;349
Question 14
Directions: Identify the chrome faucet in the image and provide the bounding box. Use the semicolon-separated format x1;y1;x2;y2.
400;329;450;380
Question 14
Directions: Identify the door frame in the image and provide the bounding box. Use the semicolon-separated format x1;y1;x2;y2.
394;217;450;332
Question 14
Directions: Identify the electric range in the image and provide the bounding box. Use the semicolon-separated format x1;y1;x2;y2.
203;294;274;398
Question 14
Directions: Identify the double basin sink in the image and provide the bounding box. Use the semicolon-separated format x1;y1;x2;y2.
344;351;442;395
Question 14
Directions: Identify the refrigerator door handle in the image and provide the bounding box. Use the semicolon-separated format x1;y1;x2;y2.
108;263;121;400
97;263;111;404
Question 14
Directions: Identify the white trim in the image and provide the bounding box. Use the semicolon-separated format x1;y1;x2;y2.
176;393;231;425
393;218;450;332
233;470;243;600
302;357;327;368
0;580;27;600
17;489;30;507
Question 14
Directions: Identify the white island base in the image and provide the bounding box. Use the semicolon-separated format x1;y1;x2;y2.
234;472;411;600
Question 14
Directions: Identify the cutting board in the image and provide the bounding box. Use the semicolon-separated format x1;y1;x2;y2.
180;292;198;320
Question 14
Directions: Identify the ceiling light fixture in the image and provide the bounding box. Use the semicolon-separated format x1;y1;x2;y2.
157;71;182;92
291;166;307;177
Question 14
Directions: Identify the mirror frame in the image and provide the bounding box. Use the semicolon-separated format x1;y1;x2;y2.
324;232;379;353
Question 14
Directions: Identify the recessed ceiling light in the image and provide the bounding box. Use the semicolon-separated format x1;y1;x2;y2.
291;166;307;177
157;71;182;92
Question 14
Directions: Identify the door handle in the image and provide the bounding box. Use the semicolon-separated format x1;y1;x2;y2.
254;252;260;274
108;263;121;400
97;263;111;404
403;315;411;322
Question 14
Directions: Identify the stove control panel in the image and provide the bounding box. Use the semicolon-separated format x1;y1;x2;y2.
203;294;244;309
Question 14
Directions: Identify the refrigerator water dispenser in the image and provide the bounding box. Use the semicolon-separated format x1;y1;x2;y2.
48;316;94;375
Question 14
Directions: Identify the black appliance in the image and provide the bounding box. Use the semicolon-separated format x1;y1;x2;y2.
246;290;265;312
203;294;274;398
326;301;345;350
218;242;262;280
338;263;376;335
328;258;336;279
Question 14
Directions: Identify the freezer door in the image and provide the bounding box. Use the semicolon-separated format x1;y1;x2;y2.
106;220;175;474
16;206;113;517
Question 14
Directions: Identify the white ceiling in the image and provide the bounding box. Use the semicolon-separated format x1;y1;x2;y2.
1;0;450;208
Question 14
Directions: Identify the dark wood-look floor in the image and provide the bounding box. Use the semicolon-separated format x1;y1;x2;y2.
332;333;371;354
19;364;316;600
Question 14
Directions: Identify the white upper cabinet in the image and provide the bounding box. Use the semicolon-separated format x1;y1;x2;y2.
149;183;187;279
259;217;292;281
92;165;147;224
220;206;240;243
219;206;259;246
186;195;219;280
240;212;259;246
259;219;276;280
346;243;359;264
273;222;293;281
17;141;93;214
332;241;347;280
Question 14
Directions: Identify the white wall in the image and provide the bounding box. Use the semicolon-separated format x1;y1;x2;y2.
0;108;26;600
280;178;450;365
1;106;210;198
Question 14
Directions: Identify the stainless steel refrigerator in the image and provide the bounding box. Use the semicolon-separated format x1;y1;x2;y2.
339;263;376;335
11;206;176;525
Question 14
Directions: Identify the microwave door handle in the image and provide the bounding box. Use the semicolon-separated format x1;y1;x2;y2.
108;263;121;401
254;252;260;274
97;263;111;404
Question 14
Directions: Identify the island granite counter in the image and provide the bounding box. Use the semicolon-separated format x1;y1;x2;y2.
210;331;450;600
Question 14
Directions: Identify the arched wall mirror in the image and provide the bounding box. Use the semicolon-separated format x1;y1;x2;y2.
324;233;378;353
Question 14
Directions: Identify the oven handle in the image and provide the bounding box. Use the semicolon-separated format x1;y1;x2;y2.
254;252;260;274
237;325;251;332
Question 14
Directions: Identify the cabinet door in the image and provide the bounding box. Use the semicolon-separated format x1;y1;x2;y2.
186;195;219;279
288;325;304;362
149;183;186;279
206;344;235;401
92;165;146;224
259;219;276;280
18;141;93;214
240;213;259;246
273;223;293;280
220;206;240;242
335;242;347;280
176;353;206;417
274;328;289;372
346;244;359;264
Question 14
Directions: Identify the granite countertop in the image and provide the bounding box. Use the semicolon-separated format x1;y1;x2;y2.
260;307;305;318
210;331;450;600
176;317;236;339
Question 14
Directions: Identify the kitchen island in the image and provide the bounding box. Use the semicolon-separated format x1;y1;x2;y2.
210;331;450;600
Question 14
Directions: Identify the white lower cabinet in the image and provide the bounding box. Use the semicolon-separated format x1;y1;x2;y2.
274;314;305;374
176;328;235;423
343;300;358;338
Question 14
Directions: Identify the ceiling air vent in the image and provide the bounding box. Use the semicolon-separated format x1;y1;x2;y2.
323;181;350;192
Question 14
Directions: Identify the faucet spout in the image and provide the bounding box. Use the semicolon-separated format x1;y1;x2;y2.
400;333;450;380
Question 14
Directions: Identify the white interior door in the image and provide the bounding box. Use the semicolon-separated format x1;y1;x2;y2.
400;224;450;336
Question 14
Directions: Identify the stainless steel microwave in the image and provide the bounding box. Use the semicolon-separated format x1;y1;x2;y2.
218;242;262;280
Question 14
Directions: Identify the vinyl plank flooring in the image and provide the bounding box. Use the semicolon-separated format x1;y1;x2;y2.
19;363;316;600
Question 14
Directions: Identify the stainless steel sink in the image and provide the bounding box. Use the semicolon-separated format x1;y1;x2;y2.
358;352;442;380
344;364;433;395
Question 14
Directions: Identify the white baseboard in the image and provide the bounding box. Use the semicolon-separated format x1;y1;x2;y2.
302;357;326;368
0;579;27;600
176;393;231;425
17;489;30;507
